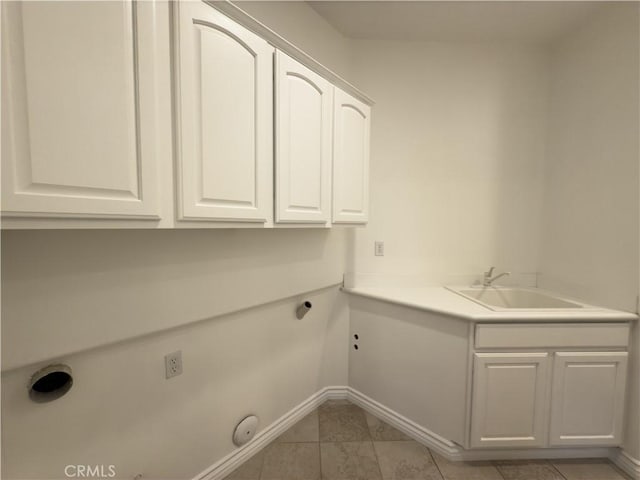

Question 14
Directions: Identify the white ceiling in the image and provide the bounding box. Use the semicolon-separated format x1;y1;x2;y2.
308;1;609;44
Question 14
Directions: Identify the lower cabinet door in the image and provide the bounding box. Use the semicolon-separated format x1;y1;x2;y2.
470;352;549;448
549;351;628;446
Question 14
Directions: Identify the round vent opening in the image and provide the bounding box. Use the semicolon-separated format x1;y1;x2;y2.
29;364;73;403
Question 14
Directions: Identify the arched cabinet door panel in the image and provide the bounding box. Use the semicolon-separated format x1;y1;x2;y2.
173;1;273;222
1;1;163;219
332;88;371;224
275;51;332;224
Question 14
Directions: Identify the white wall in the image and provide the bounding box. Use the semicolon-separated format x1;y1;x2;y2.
347;40;549;283
1;229;347;370
2;285;348;479
539;3;639;313
237;1;353;81
1;2;353;478
537;3;640;460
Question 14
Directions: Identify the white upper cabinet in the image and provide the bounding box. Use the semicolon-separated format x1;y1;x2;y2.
549;351;628;446
173;2;274;223
1;1;372;228
332;88;371;224
275;51;333;224
1;1;163;219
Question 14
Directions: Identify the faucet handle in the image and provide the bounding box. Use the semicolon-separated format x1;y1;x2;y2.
485;266;495;277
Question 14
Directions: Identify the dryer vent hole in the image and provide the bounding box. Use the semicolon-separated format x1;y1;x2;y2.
29;364;73;403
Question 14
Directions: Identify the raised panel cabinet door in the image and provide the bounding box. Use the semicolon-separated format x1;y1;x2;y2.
470;352;549;448
332;88;370;224
173;2;273;222
1;1;163;219
275;51;332;224
549;351;628;446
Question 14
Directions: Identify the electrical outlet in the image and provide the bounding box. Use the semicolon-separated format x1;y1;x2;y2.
165;351;183;379
374;241;385;256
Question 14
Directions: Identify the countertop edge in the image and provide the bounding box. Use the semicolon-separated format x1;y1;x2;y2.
342;286;639;323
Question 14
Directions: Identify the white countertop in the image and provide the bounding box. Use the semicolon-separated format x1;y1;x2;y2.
343;285;638;322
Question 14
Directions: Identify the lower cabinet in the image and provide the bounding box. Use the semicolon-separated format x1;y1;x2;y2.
549;351;628;446
470;349;628;449
470;352;549;448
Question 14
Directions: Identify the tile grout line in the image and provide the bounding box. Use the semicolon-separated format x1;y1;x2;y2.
317;410;322;480
425;448;446;480
365;410;386;480
491;461;510;480
257;440;267;480
548;460;570;480
369;440;386;480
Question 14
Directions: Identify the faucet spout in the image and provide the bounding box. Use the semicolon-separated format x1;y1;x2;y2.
483;267;511;287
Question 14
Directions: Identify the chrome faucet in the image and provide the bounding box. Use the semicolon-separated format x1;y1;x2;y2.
483;266;511;287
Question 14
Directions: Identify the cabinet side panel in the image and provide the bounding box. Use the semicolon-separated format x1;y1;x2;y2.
348;297;469;445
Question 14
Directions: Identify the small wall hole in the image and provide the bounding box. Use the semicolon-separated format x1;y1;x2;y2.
29;364;73;403
354;345;359;350
354;334;359;340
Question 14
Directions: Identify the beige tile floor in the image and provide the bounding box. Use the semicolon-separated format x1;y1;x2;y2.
224;400;631;480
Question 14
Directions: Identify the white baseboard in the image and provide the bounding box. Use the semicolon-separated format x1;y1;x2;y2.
345;387;460;458
193;386;348;480
193;385;636;480
610;449;640;480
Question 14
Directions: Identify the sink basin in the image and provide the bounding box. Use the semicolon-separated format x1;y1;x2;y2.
447;286;588;311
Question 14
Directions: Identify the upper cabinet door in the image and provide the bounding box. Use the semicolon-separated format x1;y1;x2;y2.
173;2;273;222
549;351;628;446
1;1;162;219
275;51;332;224
332;88;371;224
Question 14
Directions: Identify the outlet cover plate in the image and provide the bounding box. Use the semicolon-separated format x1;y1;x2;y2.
165;351;183;379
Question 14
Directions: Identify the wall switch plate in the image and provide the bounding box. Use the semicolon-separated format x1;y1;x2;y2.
165;351;183;379
374;241;384;256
